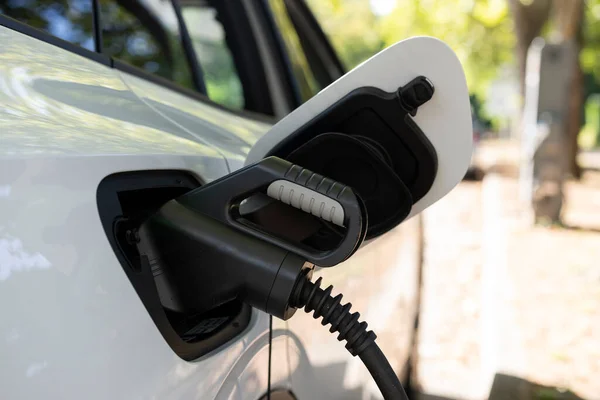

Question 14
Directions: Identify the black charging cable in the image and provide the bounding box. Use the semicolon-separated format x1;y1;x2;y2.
290;269;409;400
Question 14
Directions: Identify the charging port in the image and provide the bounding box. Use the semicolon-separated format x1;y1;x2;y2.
97;170;251;360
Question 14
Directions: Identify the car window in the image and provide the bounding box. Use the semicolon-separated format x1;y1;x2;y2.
268;0;320;103
180;1;244;110
99;0;194;90
0;0;95;50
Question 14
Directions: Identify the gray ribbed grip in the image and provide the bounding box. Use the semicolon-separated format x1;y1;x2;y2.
266;180;345;227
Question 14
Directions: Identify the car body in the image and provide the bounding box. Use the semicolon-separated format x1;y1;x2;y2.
0;1;471;399
464;112;486;180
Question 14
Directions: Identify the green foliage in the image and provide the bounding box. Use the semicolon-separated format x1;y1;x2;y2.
305;0;384;70
0;0;96;48
582;0;600;82
380;0;514;99
307;0;515;100
99;0;195;91
580;94;600;148
581;1;600;147
470;94;493;128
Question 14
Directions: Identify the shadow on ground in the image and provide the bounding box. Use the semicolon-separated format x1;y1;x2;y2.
415;374;586;400
560;223;600;234
287;359;376;400
290;360;586;400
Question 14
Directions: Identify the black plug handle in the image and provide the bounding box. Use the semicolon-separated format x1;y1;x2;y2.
177;156;367;267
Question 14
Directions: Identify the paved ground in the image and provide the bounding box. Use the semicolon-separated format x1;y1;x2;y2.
500;172;600;400
413;145;600;400
414;180;485;400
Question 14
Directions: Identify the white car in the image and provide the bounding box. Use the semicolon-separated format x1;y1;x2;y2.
0;0;472;398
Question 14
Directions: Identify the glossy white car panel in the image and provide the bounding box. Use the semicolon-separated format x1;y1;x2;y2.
117;71;272;172
248;36;473;220
0;26;270;400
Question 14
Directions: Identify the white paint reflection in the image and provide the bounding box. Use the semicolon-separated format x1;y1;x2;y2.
0;185;11;197
5;328;19;343
0;234;51;281
0;74;16;100
25;361;48;378
166;361;197;385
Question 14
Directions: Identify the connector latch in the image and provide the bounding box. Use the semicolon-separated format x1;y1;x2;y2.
397;76;435;116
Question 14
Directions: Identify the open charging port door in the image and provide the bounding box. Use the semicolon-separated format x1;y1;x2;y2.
248;36;473;238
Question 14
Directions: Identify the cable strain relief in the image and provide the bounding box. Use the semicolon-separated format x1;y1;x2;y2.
291;272;377;357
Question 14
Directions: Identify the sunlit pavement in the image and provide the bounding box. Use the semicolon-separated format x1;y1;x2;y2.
413;141;600;400
579;150;600;171
414;180;485;400
474;139;600;172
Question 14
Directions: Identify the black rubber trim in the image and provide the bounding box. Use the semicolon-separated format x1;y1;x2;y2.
92;0;103;53
258;0;303;109
284;0;345;86
112;59;277;124
171;0;207;95
269;86;438;204
295;0;345;74
246;0;298;114
212;0;275;116
97;170;252;361
0;14;111;66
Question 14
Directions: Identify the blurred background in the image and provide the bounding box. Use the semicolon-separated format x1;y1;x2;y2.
302;1;600;399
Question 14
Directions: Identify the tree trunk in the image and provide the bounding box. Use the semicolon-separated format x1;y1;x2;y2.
553;0;585;178
508;0;552;99
567;55;584;178
509;0;584;178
